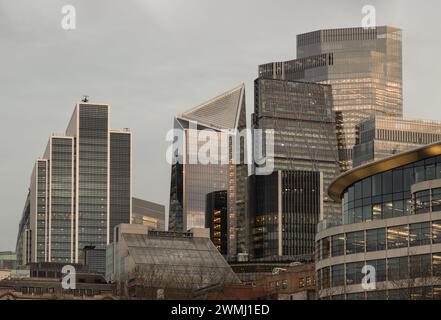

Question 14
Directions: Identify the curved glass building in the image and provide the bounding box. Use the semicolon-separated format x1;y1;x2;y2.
316;141;441;300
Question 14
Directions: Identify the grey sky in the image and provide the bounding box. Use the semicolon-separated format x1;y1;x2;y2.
1;0;440;251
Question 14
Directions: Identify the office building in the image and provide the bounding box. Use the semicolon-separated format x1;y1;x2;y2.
205;190;228;255
106;224;240;299
259;26;403;171
15;102;132;266
316;141;441;300
248;170;322;261
253;78;340;221
353;116;441;167
169;84;248;260
132;197;165;231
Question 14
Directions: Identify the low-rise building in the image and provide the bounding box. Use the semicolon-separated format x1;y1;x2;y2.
106;224;240;299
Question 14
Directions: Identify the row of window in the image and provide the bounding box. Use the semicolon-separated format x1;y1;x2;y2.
342;155;441;225
317;221;441;260
317;253;441;290
323;286;441;300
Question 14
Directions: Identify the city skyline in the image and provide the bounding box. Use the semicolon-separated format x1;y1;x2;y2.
2;0;441;251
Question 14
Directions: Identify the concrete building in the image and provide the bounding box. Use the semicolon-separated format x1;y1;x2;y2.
132;197;165;231
353;116;441;167
0;263;115;300
259;26;403;171
15;102;132;266
316;141;441;300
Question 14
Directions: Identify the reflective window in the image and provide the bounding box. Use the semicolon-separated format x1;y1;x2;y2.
433;253;441;277
366;228;386;252
387;225;409;250
346;292;365;300
388;257;408;281
331;234;345;257
322;267;330;289
321;237;330;260
346;262;365;286
410;254;431;279
341;154;441;226
367;259;386;282
331;264;345;287
367;290;387;300
346;231;365;255
372;204;382;220
414;190;430;214
409;222;431;247
432;188;441;212
433;221;441;244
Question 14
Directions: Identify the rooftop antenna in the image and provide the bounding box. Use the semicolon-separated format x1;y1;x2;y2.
82;95;89;103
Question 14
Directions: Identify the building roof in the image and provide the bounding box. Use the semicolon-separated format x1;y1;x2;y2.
121;232;240;289
177;84;245;131
328;141;441;202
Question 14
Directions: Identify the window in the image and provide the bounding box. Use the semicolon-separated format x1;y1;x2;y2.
346;231;365;255
322;237;330;260
382;202;393;219
372;204;382;220
367;290;387;300
322;267;330;289
298;278;305;288
346;262;365;286
331;234;345;257
433;253;441;277
409;222;431;247
410;254;431;279
388;257;408;281
382;171;393;194
414;190;430;214
367;259;386;282
387;225;409;250
331;264;345;287
372;174;382;196
432;188;441;212
366;228;386;252
433;221;441;244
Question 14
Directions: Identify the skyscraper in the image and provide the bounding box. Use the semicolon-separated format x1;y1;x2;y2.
259;26;403;171
16;102;132;265
353;116;441;167
248;170;322;261
169;84;248;260
253;78;340;221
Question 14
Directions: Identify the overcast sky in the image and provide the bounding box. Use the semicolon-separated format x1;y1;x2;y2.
1;0;440;251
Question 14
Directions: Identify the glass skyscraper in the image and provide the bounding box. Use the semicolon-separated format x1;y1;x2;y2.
169;84;248;260
16;102;132;265
248;170;322;261
353;116;441;167
253;78;340;221
259;26;403;171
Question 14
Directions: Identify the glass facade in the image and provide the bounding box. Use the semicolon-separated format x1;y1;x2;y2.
259;26;402;171
353;116;441;167
249;171;321;260
168;85;248;260
342;155;441;225
49;137;74;263
253;78;340;221
109;131;131;243
77;104;109;252
317;253;441;290
205;190;228;255
317;142;441;299
19;102;132;266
